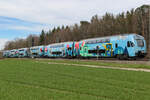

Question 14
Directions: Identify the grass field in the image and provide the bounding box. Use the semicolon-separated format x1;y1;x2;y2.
0;59;150;100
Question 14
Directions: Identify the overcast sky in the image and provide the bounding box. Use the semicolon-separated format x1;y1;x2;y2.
0;0;149;50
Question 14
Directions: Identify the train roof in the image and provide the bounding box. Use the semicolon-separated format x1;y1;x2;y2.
80;33;138;42
47;41;73;46
18;48;28;50
30;45;45;48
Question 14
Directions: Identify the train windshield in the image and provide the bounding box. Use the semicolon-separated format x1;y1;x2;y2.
19;50;24;51
136;39;144;47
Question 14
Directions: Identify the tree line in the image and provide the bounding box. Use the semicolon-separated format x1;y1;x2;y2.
4;5;150;57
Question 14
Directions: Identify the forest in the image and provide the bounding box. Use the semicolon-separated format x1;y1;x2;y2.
4;5;150;57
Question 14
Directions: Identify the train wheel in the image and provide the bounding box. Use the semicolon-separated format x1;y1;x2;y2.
117;55;121;60
118;55;124;60
132;57;137;60
123;54;129;60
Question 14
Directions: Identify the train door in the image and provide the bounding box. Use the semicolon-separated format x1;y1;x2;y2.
80;46;88;57
106;43;113;57
74;42;80;57
67;47;72;57
83;46;88;57
126;41;135;57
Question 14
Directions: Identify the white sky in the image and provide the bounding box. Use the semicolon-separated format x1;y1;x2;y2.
0;0;149;25
0;0;149;50
0;39;9;50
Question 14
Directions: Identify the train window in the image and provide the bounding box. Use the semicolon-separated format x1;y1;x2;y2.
127;41;134;47
127;41;130;47
91;41;94;44
92;40;96;44
136;39;144;47
50;44;64;48
96;46;99;50
94;40;97;44
101;39;105;43
85;41;89;44
115;43;118;48
88;41;91;44
19;50;24;51
105;39;110;43
68;47;71;50
96;40;101;43
80;47;82;50
31;48;38;50
130;41;135;47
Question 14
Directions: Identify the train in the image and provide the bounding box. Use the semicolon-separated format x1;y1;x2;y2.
2;33;147;60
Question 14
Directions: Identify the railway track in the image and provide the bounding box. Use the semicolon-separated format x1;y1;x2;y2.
36;57;150;66
42;57;149;61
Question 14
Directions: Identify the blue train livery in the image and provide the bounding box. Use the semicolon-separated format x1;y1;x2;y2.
10;49;19;58
64;42;75;58
44;45;50;57
2;33;147;60
79;34;146;59
18;48;29;58
3;50;10;58
48;43;66;58
47;42;76;58
30;46;45;58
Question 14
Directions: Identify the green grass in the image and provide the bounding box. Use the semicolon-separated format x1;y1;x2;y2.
0;59;150;100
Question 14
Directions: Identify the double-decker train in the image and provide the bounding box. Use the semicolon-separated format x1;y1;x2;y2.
3;34;147;60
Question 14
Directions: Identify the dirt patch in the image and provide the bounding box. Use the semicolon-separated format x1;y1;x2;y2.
36;58;150;65
36;61;150;73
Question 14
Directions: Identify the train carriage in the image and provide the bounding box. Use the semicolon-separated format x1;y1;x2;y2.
47;43;64;58
3;50;11;58
30;46;45;58
79;34;146;59
10;49;19;58
46;42;77;58
18;48;29;58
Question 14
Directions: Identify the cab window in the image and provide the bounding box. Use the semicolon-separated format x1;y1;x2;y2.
130;41;135;47
127;41;135;47
136;39;144;47
127;41;130;47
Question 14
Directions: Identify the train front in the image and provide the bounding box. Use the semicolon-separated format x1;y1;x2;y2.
134;34;147;57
